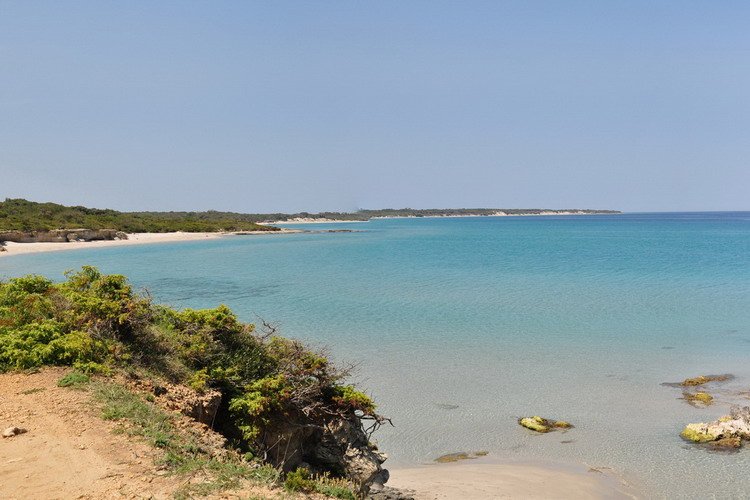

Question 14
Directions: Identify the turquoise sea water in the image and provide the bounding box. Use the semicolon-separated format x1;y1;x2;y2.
2;213;750;497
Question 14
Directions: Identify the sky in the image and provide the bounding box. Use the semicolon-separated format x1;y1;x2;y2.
1;1;748;213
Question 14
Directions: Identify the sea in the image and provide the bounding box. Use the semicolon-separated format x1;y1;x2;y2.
2;212;749;498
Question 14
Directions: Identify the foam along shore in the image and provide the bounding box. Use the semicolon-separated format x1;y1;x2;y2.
388;460;637;500
0;230;302;257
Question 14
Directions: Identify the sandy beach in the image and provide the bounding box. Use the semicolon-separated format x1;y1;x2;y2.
264;218;368;224
0;230;301;258
388;460;637;499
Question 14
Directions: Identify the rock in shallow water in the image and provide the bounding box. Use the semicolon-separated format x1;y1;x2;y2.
683;391;714;407
680;374;733;387
680;406;750;449
518;416;573;433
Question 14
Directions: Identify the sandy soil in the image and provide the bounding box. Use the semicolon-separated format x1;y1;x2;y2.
0;368;280;500
0;230;302;258
388;460;638;500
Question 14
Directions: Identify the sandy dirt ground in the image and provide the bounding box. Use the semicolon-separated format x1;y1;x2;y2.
0;368;279;499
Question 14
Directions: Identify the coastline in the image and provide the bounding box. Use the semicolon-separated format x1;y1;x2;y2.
388;459;638;499
266;211;617;224
262;218;369;224
0;230;301;258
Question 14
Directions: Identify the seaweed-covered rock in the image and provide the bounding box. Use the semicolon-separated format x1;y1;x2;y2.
681;406;750;448
680;374;733;387
680;423;720;443
518;416;573;433
683;392;714;407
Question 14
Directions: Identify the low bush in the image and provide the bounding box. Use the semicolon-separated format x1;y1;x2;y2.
0;267;381;474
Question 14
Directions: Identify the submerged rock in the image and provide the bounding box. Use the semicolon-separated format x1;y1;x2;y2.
709;437;742;450
434;403;459;410
518;416;573;433
680;374;733;387
435;452;471;463
683;392;714;407
434;450;489;463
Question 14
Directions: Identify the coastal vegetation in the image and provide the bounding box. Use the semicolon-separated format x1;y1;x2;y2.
0;267;386;496
0;198;277;233
0;198;620;236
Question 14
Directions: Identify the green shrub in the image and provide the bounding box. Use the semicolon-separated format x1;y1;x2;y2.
284;467;315;492
331;385;376;414
73;361;111;375
0;267;381;470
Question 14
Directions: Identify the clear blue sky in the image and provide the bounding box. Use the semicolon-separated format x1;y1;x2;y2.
1;1;748;212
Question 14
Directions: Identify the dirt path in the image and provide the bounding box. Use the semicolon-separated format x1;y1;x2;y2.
0;368;280;499
0;368;184;498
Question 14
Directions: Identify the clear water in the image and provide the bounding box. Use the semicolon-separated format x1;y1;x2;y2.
2;213;750;498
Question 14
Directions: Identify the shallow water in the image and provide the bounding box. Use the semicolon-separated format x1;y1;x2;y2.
2;213;750;497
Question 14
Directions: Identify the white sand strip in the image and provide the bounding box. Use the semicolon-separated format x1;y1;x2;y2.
388;461;638;500
0;230;298;257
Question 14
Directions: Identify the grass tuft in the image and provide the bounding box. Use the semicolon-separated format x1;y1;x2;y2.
92;382;279;497
57;371;90;389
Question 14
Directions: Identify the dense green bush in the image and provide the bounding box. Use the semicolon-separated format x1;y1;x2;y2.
0;267;378;462
0;198;279;232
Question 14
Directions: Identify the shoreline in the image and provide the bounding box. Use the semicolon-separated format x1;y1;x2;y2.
387;458;638;499
266;211;617;224
0;230;302;258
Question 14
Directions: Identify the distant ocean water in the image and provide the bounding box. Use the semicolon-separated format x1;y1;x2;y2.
2;212;750;497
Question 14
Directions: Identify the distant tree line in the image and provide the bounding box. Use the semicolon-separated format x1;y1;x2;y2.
0;198;620;233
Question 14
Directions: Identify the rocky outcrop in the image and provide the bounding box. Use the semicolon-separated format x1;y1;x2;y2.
260;415;388;495
681;406;750;449
0;229;128;243
130;376;388;494
128;379;222;427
